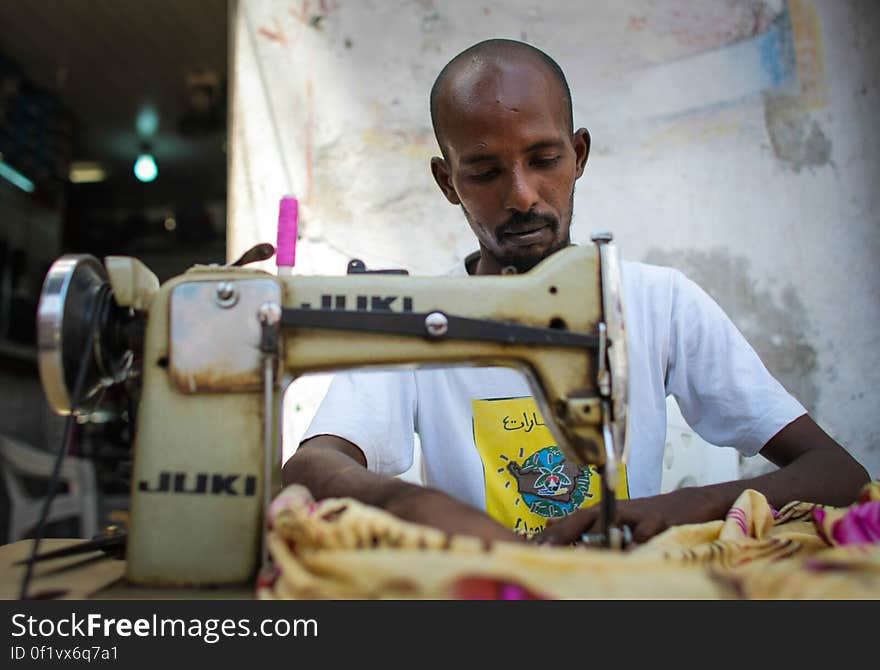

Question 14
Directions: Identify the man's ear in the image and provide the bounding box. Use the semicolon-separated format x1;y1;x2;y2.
573;128;591;179
431;156;461;205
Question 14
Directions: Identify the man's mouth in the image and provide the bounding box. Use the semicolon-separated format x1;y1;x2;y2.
502;224;550;246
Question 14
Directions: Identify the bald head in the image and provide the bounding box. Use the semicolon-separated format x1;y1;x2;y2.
427;39;590;276
430;39;573;155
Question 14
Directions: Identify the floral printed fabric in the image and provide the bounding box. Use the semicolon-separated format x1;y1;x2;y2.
813;481;880;546
259;481;880;600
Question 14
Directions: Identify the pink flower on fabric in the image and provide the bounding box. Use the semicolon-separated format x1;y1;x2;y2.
814;501;880;546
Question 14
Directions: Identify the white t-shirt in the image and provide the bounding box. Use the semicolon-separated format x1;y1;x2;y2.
300;258;805;529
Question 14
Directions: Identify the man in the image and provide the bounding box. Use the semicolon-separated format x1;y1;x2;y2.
282;39;869;545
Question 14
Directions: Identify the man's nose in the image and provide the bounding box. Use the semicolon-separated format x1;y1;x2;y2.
503;168;539;213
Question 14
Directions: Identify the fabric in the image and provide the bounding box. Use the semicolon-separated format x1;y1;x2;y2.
257;482;880;600
300;256;806;533
812;480;880;546
258;484;727;600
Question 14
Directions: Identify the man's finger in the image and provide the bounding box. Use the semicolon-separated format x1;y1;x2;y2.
630;517;668;544
537;509;599;545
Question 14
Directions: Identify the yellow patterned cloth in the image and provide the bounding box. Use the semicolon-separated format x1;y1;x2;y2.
258;482;880;600
633;483;880;598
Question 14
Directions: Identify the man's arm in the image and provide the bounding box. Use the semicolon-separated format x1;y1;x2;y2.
282;434;523;543
538;414;870;545
745;414;869;507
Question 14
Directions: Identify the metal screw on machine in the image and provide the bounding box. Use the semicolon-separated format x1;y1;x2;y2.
258;301;283;355
424;311;449;338
215;281;239;308
258;301;282;326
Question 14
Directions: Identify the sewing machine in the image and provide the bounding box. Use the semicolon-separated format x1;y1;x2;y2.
35;236;629;586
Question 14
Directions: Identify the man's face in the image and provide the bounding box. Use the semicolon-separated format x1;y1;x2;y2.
431;59;589;274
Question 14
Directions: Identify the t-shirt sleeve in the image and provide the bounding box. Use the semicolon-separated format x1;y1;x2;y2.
665;269;806;456
299;369;417;476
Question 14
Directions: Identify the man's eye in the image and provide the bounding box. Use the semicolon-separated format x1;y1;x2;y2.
533;156;561;168
469;170;499;182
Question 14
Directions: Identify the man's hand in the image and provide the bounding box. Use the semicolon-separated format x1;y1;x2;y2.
536;487;719;546
384;485;526;544
539;415;871;547
285;434;524;544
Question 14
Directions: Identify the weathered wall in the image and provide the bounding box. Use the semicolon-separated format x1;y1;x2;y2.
229;0;880;479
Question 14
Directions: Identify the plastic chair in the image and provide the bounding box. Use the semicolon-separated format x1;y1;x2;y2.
0;433;98;542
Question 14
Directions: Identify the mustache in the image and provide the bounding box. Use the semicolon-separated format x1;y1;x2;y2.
496;210;559;241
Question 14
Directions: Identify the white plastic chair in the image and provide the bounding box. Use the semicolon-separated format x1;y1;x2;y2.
0;433;98;542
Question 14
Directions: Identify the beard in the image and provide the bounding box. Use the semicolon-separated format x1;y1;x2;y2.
463;190;574;274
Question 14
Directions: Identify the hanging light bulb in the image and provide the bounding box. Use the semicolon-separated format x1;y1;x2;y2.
134;144;158;183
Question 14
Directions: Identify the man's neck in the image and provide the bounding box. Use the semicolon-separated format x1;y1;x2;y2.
471;245;510;275
468;242;575;276
473;255;501;276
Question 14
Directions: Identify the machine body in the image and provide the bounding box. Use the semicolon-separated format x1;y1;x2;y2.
37;241;629;586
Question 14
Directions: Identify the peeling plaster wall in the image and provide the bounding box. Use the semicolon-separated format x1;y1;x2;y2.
230;0;880;480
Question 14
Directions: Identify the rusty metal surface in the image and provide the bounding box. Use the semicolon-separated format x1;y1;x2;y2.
169;278;281;393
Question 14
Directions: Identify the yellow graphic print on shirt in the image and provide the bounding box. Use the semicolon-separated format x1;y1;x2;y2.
473;396;629;536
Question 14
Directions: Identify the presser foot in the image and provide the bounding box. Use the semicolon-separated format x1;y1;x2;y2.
580;524;633;550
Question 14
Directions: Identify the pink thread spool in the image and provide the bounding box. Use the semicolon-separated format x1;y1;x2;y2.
276;195;298;275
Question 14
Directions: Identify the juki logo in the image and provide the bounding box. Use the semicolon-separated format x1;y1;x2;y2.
301;295;414;312
138;471;257;496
